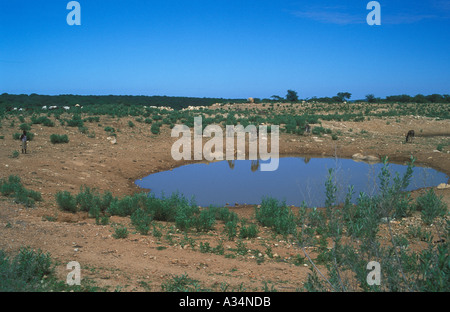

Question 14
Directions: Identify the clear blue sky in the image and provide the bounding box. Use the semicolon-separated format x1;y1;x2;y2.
1;0;449;99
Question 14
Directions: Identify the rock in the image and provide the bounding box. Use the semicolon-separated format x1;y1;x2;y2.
437;183;450;190
352;153;365;160
352;153;379;163
365;155;380;162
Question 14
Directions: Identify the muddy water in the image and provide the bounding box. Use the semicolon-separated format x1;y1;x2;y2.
135;157;449;207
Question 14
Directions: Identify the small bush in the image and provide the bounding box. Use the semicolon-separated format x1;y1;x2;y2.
416;189;448;225
66;115;84;127
50;134;69;144
112;225;128;239
55;191;77;213
151;123;160;135
104;126;115;133
174;198;200;231
0;175;42;208
192;208;216;232
19;123;31;131
239;222;259;239
0;247;54;291
84;116;100;123
312;126;332;136
161;274;206;292
76;186;99;213
31;115;54;127
225;219;238;240
256;197;297;236
78;126;88;134
107;195;138;217
131;208;153;235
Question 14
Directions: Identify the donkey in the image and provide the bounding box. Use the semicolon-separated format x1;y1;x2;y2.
405;130;415;143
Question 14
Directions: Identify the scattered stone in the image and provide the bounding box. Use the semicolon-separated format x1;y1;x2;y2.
437;183;450;190
352;153;379;163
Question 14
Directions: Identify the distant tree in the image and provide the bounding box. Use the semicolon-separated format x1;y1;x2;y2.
271;95;284;101
365;94;376;103
332;96;342;103
337;92;352;102
413;94;428;103
386;94;411;103
426;94;444;103
286;90;299;102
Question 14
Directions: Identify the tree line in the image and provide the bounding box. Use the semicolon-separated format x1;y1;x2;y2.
277;90;450;104
1;91;449;111
0;94;247;111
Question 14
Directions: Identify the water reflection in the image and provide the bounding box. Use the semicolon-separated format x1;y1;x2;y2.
135;157;448;207
227;159;261;172
251;160;260;172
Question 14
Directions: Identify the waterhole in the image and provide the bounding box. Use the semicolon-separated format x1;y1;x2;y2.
135;157;448;207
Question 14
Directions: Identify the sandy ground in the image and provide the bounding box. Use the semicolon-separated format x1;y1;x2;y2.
0;110;449;292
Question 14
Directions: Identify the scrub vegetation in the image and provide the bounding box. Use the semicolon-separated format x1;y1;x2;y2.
0;94;449;292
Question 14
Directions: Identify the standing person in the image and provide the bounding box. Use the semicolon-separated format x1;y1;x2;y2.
20;130;27;154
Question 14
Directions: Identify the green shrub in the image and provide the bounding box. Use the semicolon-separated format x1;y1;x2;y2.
104;126;115;133
192;207;216;232
416;189;448;225
214;207;239;223
107;195;139;217
50;134;69;144
66;115;84;127
0;175;21;196
0;247;54;291
131;208;153;235
31;115;54;127
55;191;77;213
174;197;200;231
112;224;129;239
256;197;297;236
78;126;88;134
312;126;332;136
0;175;42;208
19;123;31;131
149;196;177;222
84;116;100;123
75;186;98;212
151;123;160;135
239;222;259;239
225;219;238;240
161;274;206;292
